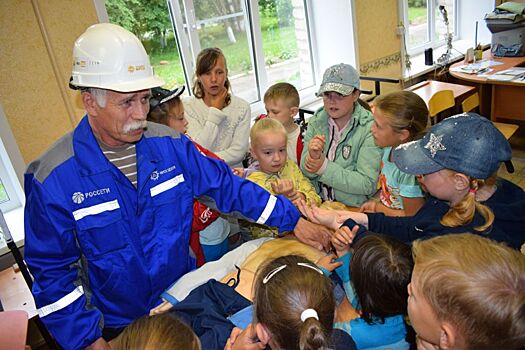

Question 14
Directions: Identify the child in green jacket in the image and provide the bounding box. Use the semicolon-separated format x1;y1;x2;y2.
301;63;382;207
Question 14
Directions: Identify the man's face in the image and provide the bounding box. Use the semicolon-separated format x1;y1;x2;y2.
86;89;151;147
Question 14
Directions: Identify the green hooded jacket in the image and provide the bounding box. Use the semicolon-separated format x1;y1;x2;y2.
300;102;383;207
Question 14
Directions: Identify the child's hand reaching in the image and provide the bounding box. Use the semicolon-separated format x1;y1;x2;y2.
304;135;326;173
224;324;265;350
232;167;245;177
359;200;377;213
271;179;305;203
308;135;326;159
316;253;343;272
297;200;348;230
331;225;360;256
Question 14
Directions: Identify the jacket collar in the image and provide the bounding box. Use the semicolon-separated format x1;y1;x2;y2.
73;115;161;176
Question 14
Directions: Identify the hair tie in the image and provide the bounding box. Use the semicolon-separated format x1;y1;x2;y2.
300;308;319;322
469;188;477;194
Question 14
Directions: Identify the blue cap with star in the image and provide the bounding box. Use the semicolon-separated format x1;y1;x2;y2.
392;113;512;179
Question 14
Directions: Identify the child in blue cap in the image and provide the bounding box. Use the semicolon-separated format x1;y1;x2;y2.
300;113;525;249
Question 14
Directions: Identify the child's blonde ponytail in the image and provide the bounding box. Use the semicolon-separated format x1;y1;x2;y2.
441;178;494;232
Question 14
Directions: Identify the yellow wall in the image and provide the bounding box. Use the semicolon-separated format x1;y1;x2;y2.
0;0;98;163
355;0;402;94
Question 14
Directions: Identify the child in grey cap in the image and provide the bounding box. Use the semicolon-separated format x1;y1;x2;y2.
300;63;382;207
300;113;525;250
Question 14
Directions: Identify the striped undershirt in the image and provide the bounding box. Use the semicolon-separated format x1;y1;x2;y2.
98;141;138;188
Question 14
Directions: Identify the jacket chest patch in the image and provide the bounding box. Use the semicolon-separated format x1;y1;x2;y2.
342;145;352;160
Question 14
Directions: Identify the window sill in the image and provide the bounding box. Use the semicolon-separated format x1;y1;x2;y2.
0;206;25;256
402;40;487;81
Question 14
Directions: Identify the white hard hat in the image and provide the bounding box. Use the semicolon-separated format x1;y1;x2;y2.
70;23;164;92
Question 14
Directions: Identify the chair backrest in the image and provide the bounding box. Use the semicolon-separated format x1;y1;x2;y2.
428;90;455;117
461;92;480;113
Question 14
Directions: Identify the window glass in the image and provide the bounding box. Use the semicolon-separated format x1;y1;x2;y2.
104;0;315;104
260;0;314;91
405;0;456;53
407;0;429;48
105;0;186;89
435;0;455;45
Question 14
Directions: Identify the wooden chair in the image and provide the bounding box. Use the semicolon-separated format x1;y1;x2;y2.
428;90;454;125
461;92;519;140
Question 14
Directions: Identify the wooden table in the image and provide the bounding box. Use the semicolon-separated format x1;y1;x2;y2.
405;80;476;115
449;50;525;121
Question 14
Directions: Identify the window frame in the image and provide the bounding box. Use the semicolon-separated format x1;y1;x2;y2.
400;0;458;56
0;105;24;214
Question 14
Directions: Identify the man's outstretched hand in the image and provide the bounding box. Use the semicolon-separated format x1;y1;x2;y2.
293;217;332;251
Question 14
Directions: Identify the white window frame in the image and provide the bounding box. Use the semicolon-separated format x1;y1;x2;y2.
0;105;24;214
0;104;26;255
399;0;458;56
94;0;359;114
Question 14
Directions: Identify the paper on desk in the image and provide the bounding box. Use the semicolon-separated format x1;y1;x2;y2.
450;60;504;74
487;68;525;82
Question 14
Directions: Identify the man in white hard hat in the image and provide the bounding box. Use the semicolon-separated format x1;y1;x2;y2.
23;23;330;349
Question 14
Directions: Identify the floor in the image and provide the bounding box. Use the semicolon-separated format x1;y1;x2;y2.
498;120;525;189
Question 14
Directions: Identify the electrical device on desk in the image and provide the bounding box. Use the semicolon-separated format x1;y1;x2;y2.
485;3;525;57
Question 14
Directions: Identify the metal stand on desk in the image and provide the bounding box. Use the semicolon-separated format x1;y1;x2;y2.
0;209;61;350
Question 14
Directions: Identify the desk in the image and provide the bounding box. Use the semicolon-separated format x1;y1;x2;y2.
405;80;476;114
449;51;525;121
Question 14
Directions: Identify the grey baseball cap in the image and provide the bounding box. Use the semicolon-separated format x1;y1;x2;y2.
317;63;360;97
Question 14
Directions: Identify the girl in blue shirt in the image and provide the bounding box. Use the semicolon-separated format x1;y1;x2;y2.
318;233;413;350
361;91;428;216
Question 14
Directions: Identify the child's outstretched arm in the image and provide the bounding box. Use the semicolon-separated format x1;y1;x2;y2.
297;200;369;230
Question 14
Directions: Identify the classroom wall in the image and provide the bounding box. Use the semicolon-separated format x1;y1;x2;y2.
0;0;99;164
354;0;402;94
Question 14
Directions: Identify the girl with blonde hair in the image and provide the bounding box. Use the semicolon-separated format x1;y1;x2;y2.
300;113;525;249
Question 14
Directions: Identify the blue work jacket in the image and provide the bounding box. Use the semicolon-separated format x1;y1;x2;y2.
24;117;300;349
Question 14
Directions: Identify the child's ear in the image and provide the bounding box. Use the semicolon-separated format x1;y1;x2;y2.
439;322;457;350
255;323;271;346
453;173;470;191
290;106;299;118
249;146;257;161
398;129;411;143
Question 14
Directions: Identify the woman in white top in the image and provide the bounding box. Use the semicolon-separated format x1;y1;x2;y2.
184;48;251;168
